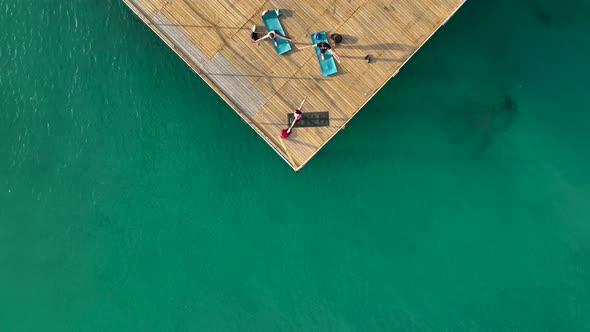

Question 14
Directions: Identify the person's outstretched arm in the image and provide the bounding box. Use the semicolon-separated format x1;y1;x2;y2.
298;96;307;110
297;43;316;50
329;49;342;63
275;33;292;41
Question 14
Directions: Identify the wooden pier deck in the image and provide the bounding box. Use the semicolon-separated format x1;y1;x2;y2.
122;0;466;171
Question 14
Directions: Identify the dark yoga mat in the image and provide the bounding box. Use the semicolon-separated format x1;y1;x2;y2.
287;112;330;127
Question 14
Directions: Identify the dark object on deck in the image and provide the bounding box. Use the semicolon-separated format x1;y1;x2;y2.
364;54;373;63
330;33;343;44
288;112;330;127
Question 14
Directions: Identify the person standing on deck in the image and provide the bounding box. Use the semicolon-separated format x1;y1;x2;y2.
298;42;342;63
281;97;307;138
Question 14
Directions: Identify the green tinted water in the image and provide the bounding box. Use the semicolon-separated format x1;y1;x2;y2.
1;0;590;330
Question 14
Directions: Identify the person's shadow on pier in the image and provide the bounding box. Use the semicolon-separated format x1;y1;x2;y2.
338;42;414;53
328;34;412;63
333;34;413;52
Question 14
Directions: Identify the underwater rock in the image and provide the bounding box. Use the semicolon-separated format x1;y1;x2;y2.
495;95;518;131
533;7;552;26
500;96;517;112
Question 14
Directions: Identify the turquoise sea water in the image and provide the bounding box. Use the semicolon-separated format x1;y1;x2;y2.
2;0;590;330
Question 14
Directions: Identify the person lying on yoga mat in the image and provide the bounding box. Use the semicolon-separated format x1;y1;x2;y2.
298;42;342;63
252;30;292;47
281;97;307;138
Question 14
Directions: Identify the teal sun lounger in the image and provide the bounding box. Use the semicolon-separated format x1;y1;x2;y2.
261;10;291;55
311;31;338;77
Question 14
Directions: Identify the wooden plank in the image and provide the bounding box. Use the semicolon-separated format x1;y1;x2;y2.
125;0;168;18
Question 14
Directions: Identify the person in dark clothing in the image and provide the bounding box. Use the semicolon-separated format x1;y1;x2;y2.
298;41;341;62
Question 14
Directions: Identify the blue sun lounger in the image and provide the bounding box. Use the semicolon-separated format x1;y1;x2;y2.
311;31;338;77
261;10;291;55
